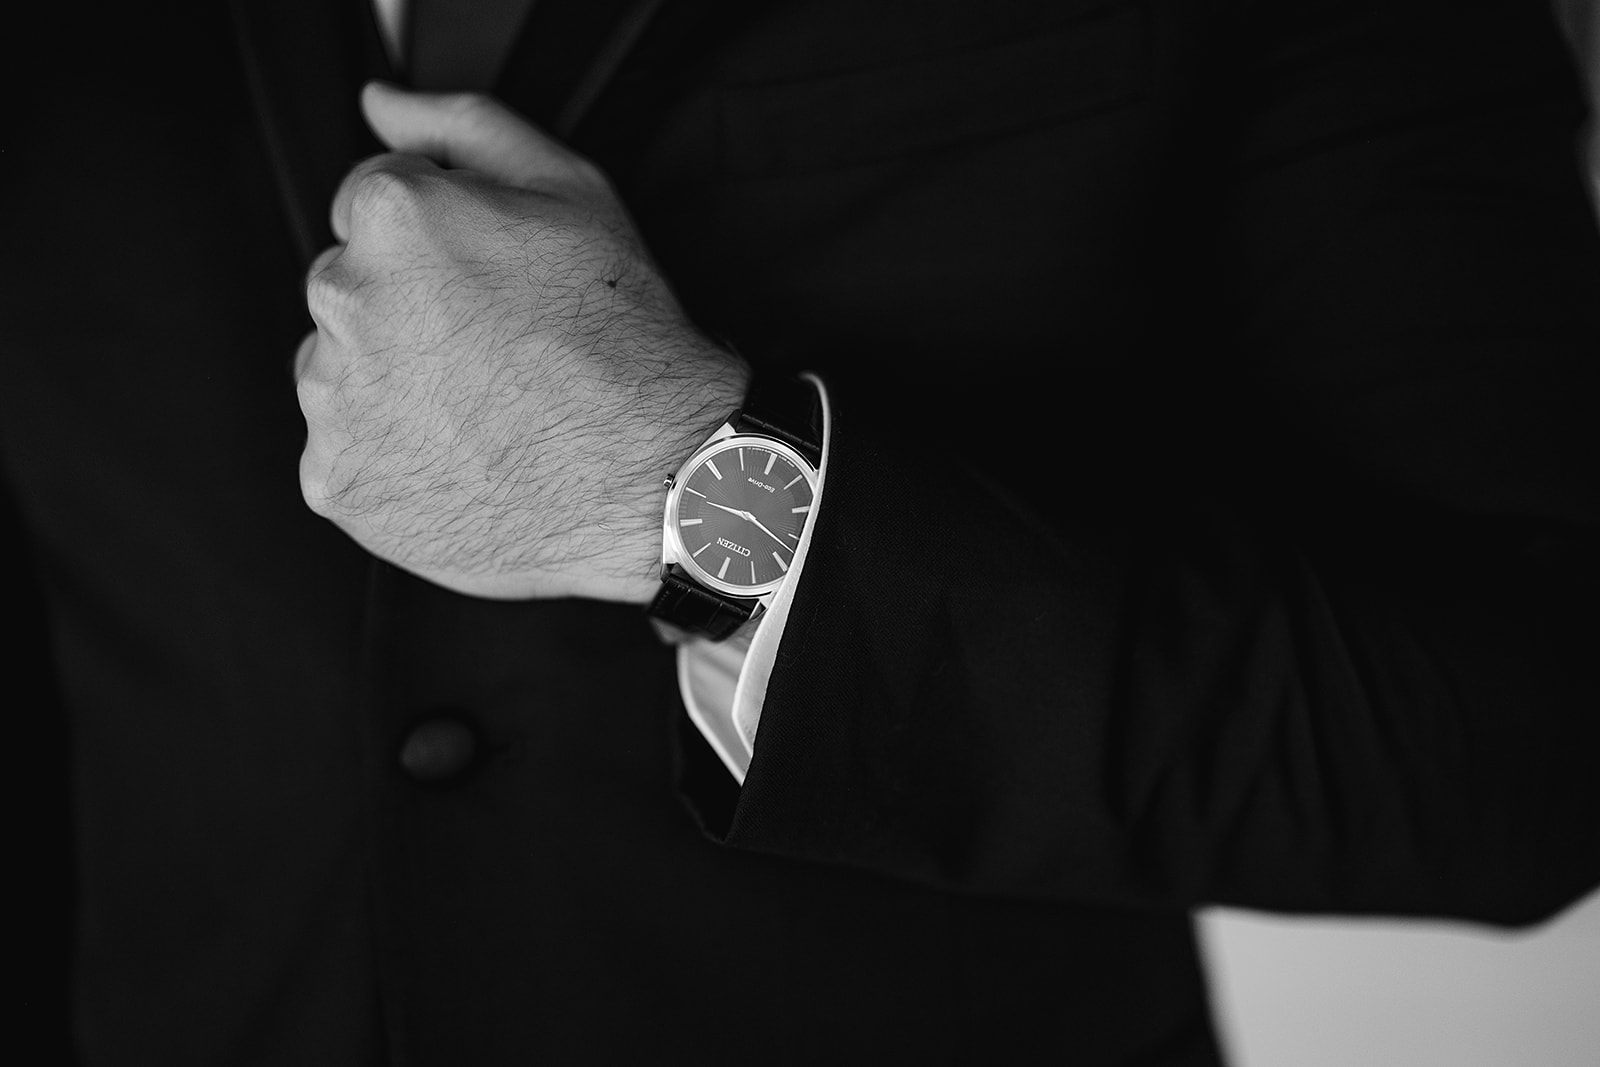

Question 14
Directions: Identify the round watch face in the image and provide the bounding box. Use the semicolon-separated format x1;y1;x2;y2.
667;436;817;597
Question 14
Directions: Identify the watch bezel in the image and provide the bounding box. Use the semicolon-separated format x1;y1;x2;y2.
662;430;819;600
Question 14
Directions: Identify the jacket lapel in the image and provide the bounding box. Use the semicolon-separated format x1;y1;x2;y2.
230;0;682;268
492;0;671;138
229;0;392;266
407;0;539;92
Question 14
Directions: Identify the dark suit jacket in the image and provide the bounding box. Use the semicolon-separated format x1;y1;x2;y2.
3;0;1597;1062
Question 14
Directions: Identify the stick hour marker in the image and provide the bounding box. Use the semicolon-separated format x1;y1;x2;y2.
783;473;803;490
685;487;706;498
716;556;730;580
680;518;703;526
739;448;745;470
764;453;777;475
692;542;711;557
791;505;810;513
773;552;788;573
750;560;757;584
706;460;723;480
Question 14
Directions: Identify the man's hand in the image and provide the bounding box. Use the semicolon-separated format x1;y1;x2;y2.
296;83;748;603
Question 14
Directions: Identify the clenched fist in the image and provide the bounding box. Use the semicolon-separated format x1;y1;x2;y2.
296;83;748;602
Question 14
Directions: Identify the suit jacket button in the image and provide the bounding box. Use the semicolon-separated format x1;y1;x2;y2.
399;715;480;783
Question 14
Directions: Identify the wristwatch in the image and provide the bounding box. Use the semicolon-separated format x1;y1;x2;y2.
649;374;823;641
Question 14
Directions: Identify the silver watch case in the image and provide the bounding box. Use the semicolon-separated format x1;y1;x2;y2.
661;422;820;602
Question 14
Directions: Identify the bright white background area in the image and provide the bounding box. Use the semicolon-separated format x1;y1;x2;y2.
1199;890;1600;1066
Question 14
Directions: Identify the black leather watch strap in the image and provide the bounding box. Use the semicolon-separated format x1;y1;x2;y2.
649;569;759;641
734;374;823;467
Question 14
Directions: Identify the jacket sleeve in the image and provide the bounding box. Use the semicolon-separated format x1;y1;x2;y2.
679;0;1600;926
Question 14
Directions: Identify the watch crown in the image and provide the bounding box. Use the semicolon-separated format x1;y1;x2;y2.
662;476;675;489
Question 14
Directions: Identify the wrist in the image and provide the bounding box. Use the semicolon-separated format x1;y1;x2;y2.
596;343;750;606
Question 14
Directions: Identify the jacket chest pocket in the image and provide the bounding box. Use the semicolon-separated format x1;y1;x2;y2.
714;3;1150;177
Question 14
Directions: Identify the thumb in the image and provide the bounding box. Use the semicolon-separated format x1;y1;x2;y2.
360;81;596;189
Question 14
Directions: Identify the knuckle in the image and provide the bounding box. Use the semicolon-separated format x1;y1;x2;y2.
297;450;335;515
291;331;318;380
350;165;422;222
304;244;340;280
294;372;322;409
304;262;353;323
295;372;340;424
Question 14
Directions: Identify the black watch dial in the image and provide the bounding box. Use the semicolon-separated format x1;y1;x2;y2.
671;437;817;595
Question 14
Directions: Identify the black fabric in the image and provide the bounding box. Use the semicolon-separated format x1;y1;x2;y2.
228;0;392;264
407;0;538;91
3;0;1597;1063
491;0;663;132
692;2;1600;923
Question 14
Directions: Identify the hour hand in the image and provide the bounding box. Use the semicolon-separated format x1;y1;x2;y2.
704;501;747;518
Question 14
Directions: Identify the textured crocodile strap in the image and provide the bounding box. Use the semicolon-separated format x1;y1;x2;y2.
649;568;759;640
735;374;823;467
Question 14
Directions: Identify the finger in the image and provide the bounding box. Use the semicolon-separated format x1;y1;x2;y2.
304;243;341;288
304;243;348;336
360;81;598;189
291;330;318;381
304;243;342;303
329;151;438;245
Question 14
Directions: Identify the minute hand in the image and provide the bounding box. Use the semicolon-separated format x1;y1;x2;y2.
704;500;791;550
740;510;792;551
